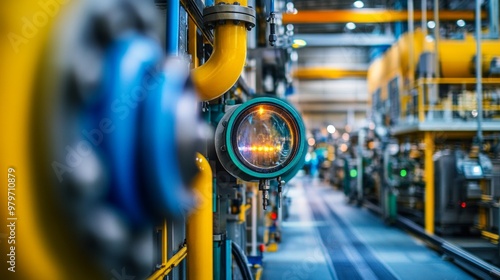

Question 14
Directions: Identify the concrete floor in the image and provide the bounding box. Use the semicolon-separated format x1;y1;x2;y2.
262;176;474;280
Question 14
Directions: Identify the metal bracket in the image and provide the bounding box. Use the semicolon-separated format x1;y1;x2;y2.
259;179;270;210
267;12;277;46
203;2;256;30
213;233;225;241
277;176;285;208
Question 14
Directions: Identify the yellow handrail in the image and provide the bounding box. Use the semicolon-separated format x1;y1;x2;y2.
147;246;188;280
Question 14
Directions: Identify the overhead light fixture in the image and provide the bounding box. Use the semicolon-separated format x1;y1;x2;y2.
292;38;307;48
327;125;336;134
215;96;307;182
353;1;364;8
286;2;297;14
346;22;356;30
457;19;466;27
427;21;436;29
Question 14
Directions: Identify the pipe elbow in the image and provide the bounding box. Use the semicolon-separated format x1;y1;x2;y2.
194;153;212;184
192;24;248;101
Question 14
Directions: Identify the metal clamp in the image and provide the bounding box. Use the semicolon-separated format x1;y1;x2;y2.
203;2;256;30
259;179;270;210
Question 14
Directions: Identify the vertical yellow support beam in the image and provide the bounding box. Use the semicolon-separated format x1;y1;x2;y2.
478;180;488;229
424;132;435;234
418;84;425;122
187;153;213;280
162;220;168;263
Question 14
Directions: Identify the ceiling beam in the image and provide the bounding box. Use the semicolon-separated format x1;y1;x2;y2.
294;67;367;80
293;34;395;46
294;102;368;113
283;9;486;24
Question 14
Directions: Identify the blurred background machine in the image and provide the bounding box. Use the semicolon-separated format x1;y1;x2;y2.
313;0;500;269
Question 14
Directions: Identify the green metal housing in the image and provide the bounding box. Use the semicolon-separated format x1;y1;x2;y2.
215;97;307;182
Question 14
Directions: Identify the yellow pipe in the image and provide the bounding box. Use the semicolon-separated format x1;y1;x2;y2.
186;153;213;280
283;9;486;24
148;246;188;280
188;18;199;68
293;68;367;80
424;132;435;234
191;0;248;101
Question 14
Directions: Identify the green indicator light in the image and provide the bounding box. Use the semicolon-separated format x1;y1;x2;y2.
350;169;357;178
400;169;407;177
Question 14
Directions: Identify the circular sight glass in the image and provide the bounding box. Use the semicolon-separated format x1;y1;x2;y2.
233;104;297;172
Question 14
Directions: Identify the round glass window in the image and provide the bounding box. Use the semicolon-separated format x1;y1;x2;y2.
232;104;298;172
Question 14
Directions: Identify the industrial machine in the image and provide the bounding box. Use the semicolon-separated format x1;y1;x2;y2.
434;149;490;234
333;0;500;268
0;0;306;279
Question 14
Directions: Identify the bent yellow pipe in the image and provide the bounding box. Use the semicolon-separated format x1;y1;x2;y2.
191;0;248;101
186;153;213;280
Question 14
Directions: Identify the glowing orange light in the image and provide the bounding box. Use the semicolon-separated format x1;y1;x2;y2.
340;143;348;152
259;106;264;115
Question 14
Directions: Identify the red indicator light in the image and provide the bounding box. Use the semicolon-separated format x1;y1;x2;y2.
259;244;266;253
270;212;278;220
460;202;467;208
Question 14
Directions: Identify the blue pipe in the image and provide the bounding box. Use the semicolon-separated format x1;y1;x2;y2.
270;0;274;12
225;239;232;280
166;0;180;56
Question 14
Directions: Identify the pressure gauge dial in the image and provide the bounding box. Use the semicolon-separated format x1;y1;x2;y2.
215;97;306;182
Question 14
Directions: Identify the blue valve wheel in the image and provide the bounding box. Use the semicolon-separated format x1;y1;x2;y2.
31;0;202;277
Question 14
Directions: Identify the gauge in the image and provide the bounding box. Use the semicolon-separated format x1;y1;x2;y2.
215;97;306;181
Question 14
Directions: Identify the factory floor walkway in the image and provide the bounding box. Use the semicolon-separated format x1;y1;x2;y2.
262;176;474;280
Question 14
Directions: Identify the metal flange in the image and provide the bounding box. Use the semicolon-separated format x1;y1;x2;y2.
203;2;256;30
